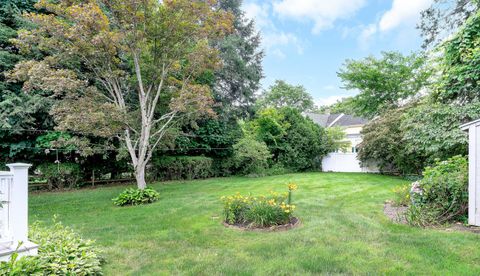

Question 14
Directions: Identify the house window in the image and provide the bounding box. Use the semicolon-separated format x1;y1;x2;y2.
352;147;357;153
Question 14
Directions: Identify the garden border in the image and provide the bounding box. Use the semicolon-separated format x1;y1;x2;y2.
222;217;301;232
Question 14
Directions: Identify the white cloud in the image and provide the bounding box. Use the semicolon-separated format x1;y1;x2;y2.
351;0;433;50
315;95;350;107
273;0;366;33
263;32;304;54
243;2;272;30
379;0;433;32
271;49;286;59
323;85;336;91
242;1;304;59
358;24;377;50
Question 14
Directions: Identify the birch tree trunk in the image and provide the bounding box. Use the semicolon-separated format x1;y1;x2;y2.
135;163;147;190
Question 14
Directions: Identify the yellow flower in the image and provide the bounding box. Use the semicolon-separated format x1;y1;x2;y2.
288;183;298;191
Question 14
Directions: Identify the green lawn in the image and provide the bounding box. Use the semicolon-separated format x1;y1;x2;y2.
30;173;480;275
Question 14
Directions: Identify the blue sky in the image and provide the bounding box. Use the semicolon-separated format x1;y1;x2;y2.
242;0;433;106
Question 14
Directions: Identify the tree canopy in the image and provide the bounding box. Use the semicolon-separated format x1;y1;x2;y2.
9;0;233;189
257;80;315;112
337;51;431;118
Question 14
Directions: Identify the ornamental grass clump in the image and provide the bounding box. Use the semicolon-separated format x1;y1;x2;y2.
221;184;298;228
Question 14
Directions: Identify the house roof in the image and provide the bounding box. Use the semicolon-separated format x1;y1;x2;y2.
305;113;368;128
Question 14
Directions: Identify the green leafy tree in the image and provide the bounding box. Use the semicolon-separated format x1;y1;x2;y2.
245;108;289;148
9;0;233;189
276;108;329;171
232;136;271;175
257;80;315;112
325;126;350;153
358;106;424;175
246;107;330;171
401;101;480;164
338;52;431;118
434;9;480;104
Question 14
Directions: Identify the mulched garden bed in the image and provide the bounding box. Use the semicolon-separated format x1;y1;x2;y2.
223;217;301;232
384;201;480;234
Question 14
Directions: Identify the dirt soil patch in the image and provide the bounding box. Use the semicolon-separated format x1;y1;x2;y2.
223;217;301;232
384;201;480;234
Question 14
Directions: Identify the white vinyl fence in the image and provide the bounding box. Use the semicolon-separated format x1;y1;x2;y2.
322;153;378;173
461;119;480;226
0;163;37;261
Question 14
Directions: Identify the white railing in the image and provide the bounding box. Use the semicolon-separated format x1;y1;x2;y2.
0;163;38;261
0;172;13;245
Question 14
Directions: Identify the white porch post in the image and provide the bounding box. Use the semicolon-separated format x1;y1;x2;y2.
461;119;480;226
7;163;31;243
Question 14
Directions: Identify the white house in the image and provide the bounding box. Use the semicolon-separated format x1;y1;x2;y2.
461;119;480;226
306;113;378;173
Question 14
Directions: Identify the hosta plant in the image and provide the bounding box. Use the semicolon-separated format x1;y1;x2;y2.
113;187;160;206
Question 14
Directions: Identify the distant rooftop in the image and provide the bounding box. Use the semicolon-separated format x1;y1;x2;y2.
305;113;368;128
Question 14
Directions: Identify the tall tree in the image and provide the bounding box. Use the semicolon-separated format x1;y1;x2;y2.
434;9;480;104
419;0;479;48
9;0;233;189
257;80;315;112
214;0;264;118
0;0;56;163
337;52;431;118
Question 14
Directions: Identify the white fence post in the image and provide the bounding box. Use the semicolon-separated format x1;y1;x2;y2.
461;119;480;226
7;163;31;243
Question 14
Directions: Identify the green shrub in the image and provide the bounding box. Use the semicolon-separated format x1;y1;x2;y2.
0;219;103;275
392;184;410;207
0;249;42;275
221;185;297;228
112;187;160;206
151;156;214;180
406;155;468;226
245;107;330;172
37;163;83;189
211;157;236;177
232;137;271;175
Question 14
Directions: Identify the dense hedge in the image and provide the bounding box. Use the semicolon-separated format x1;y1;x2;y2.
151;156;214;180
37;163;83;190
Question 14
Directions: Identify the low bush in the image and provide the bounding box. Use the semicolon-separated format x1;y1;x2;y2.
112;187;160;206
37;163;83;190
221;184;298;228
232;137;271;176
0;219;103;275
211;157;236;177
151;156;214;180
406;155;468;226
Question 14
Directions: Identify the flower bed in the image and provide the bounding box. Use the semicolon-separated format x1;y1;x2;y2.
221;183;299;230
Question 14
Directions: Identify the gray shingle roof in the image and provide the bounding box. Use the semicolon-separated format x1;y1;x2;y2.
305;113;368;128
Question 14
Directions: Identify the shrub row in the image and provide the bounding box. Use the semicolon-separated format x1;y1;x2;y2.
150;156;215;181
